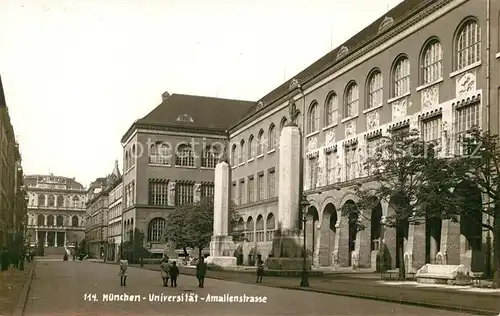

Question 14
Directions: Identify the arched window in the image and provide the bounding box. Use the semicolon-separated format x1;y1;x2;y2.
175;144;195;167
393;56;410;97
325;93;338;126
280;117;288;130
308;102;319;133
72;196;80;208
125;151;130;170
239;140;246;164
72;215;79;227
256;215;264;242
268;124;276;150
257;129;264;156
37;214;45;226
231;144;237;166
150;141;171;165
367;70;383;108
56;215;64;226
47;195;55;207
148;217;166;242
266;213;276;241
47;215;54;226
422;40;443;84
456;19;481;70
56;195;64;207
201;145;218;168
344;82;359;118
248;135;255;159
246;216;254;242
38;194;45;207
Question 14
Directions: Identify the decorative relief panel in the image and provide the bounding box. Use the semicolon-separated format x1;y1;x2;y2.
336;46;349;60
307;136;318;152
336;153;342;182
366;110;380;130
325;129;336;146
345;121;356;138
391;98;408;121
421;85;439;109
455;71;476;97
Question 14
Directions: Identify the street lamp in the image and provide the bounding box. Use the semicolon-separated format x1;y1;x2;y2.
300;193;310;287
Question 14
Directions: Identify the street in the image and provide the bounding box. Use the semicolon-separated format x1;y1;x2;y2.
22;260;478;316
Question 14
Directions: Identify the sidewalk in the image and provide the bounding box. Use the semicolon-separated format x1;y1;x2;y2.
0;262;34;316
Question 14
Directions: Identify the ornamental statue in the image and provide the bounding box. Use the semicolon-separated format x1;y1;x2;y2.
218;140;230;163
288;97;300;125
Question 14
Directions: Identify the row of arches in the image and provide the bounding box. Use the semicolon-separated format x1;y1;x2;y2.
236;213;276;243
33;194;82;208
35;214;81;227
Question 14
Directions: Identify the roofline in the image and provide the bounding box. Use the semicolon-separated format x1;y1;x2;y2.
227;0;434;132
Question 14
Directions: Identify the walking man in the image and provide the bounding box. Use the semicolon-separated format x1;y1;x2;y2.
169;261;179;287
119;257;128;286
196;256;207;288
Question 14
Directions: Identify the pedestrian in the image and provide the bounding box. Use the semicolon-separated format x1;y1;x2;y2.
169;261;179;287
160;257;171;287
256;258;264;283
196;256;207;288
119;257;128;286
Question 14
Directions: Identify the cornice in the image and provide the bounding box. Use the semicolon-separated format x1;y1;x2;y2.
229;0;447;132
235;197;278;210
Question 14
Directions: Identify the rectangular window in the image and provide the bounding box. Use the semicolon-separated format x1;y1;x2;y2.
345;146;358;181
201;149;217;168
454;103;480;155
248;176;254;203
422;116;442;148
257;173;264;201
325;153;336;185
175;183;194;206
239;180;245;205
148;180;168;206
267;170;275;198
309;157;319;189
366;137;383;176
201;183;215;204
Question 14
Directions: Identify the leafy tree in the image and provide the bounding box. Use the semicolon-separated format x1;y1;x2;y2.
122;228;149;263
450;127;500;285
184;202;214;258
342;128;458;280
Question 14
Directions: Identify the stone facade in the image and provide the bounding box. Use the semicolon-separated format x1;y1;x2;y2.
226;0;500;271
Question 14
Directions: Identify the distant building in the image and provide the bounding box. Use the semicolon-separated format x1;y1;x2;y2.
120;92;253;255
24;174;86;255
107;160;123;261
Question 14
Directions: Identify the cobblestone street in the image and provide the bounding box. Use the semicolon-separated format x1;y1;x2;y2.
21;260;479;316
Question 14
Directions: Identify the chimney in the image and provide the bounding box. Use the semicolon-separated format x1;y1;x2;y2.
162;91;171;102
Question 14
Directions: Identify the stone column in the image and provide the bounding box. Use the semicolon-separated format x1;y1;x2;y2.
194;183;201;203
332;221;341;268
44;231;48;247
313;224;321;268
439;219;461;265
357;211;371;268
35;228;38;244
167;182;176;206
207;161;236;266
278;125;301;230
337;217;350;267
407;221;423;272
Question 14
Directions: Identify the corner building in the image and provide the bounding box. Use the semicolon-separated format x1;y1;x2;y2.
229;0;500;273
121;92;253;255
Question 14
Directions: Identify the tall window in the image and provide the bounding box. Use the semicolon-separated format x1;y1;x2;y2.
56;215;63;226
325;93;338;126
238;180;245;205
48;195;55;207
201;183;215;204
422;116;442;146
325;152;336;185
309;158;319;189
280;117;288;130
175;183;194;205
148;180;168;205
248;135;255;159
367;71;383;108
72;196;80;208
231;144;237;165
71;215;78;227
422;40;443;84
47;215;54;226
232;182;237;204
393;57;410;97
366;137;383;176
344;83;359;118
176;144;195;167
147;218;166;242
256;215;265;242
202;145;218;168
38;214;45;226
248;176;254;203
57;195;64;207
267;170;275;198
257;173;264;201
268;124;277;150
456;19;481;70
38;194;45;207
150;142;171;165
257;130;264;155
455;103;480;155
308;102;319;133
239;140;246;164
345;146;358;181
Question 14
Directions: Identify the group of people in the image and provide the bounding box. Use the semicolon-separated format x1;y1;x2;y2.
117;256;209;288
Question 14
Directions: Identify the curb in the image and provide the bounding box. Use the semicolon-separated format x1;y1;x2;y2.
12;261;36;316
89;261;499;315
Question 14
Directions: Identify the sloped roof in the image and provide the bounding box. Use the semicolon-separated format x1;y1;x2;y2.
24;174;85;190
234;0;431;125
137;93;255;130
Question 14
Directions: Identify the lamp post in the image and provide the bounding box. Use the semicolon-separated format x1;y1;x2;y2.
300;193;310;287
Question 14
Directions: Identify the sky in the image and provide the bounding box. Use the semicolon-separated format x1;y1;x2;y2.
0;0;403;188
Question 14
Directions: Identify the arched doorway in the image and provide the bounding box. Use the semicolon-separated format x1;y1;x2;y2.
319;203;337;266
306;206;319;258
455;181;483;272
345;200;358;266
385;195;410;269
425;211;442;264
370;199;383;269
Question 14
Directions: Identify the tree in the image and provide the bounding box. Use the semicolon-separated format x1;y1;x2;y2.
450;127;500;285
185;202;214;258
229;202;245;243
341;129;458;280
163;204;193;257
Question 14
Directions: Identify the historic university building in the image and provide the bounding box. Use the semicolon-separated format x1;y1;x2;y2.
121;0;500;273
